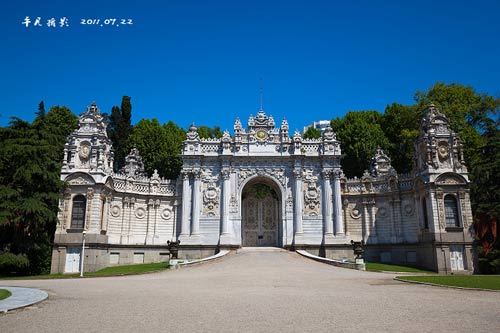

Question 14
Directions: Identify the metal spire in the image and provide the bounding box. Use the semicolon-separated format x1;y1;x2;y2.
259;78;264;111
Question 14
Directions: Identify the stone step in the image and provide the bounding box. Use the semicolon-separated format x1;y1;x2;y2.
236;247;287;253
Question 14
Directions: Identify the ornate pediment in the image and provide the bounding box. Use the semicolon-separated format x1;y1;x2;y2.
435;173;467;185
65;173;95;185
369;147;396;178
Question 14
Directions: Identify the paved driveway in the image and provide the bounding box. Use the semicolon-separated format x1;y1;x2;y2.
0;249;498;332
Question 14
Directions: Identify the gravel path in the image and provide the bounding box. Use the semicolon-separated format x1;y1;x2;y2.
0;249;498;332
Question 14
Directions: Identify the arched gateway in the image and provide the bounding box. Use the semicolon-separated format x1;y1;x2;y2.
241;178;282;247
178;108;344;249
52;103;475;274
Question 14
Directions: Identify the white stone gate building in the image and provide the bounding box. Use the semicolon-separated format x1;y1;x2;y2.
51;103;474;274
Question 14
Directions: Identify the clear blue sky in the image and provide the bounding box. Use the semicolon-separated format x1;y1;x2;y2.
1;0;499;131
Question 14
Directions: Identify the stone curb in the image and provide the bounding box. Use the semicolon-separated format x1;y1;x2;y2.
296;250;366;271
175;250;231;268
0;286;48;313
370;270;436;275
393;277;500;292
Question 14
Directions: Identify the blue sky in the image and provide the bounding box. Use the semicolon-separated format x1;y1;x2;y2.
1;0;499;131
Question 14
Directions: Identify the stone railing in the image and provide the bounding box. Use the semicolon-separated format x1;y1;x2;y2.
111;173;177;196
343;173;415;194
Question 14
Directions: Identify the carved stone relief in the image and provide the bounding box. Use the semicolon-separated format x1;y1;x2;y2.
238;167;286;187
161;208;172;220
135;207;146;219
111;204;121;217
302;169;320;216
201;170;220;217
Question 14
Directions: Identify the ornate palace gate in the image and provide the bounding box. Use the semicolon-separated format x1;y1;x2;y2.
241;182;280;247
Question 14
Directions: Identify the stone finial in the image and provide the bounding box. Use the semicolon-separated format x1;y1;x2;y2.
369;147;396;178
221;129;232;152
322;125;336;141
120;148;146;177
234;118;242;132
293;129;302;141
186;123;200;141
281;118;289;131
151;169;160;181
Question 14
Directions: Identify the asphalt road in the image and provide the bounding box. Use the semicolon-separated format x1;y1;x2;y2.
1;248;499;332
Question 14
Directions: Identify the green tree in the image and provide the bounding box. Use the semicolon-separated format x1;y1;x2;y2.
303;126;321;139
108;96;133;172
381;103;420;173
35;101;45;122
197;125;223;139
470;121;500;274
128;119;185;179
414;82;498;169
0;104;77;275
331;111;390;178
163;121;186;179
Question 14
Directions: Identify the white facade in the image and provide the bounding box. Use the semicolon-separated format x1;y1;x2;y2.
51;103;475;274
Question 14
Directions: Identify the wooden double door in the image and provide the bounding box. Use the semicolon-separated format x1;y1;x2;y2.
241;184;280;247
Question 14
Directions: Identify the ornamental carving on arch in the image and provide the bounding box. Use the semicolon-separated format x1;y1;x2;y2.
66;173;96;186
435;173;466;185
237;167;286;188
68;176;93;185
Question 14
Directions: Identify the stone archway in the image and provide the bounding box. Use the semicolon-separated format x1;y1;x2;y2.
241;178;281;247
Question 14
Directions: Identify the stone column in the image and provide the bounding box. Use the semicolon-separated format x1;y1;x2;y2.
322;170;334;236
63;189;72;230
127;197;135;244
191;170;201;235
362;199;369;243
180;171;191;236
99;194;109;232
145;199;154;244
221;169;231;235
333;170;344;235
153;199;160;244
363;198;376;243
120;197;128;244
62;148;68;169
293;169;303;235
391;197;401;243
85;188;94;231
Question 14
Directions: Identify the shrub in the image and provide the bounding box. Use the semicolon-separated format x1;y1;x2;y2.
0;252;30;275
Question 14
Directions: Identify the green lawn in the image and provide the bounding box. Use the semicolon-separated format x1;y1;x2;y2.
397;275;500;290
0;262;169;280
366;262;434;273
85;262;169;277
0;288;12;300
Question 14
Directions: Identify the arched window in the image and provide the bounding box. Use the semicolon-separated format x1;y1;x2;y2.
444;195;460;227
422;197;429;229
71;195;87;229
